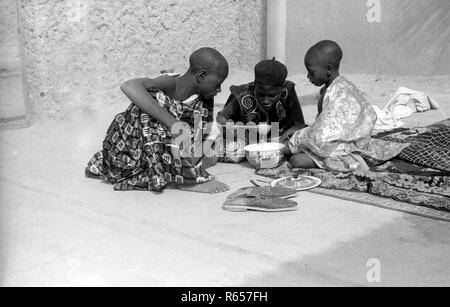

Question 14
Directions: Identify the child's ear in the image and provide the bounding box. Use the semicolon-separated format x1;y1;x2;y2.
326;64;334;72
326;64;334;77
197;70;207;82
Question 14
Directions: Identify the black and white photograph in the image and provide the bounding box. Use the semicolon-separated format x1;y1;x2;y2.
0;0;449;289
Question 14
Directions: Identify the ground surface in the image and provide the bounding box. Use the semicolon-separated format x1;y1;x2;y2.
1;71;449;286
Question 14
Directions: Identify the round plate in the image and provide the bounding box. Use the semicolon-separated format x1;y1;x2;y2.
271;175;321;191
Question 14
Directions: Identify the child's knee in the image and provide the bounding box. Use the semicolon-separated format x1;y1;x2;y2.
289;154;303;167
290;153;316;169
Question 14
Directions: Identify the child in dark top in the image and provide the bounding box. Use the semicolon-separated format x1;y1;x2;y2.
216;58;306;162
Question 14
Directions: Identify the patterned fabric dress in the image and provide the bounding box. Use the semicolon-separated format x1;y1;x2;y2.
288;76;408;172
86;90;214;192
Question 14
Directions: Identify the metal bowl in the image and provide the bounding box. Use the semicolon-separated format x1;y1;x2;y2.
244;142;285;169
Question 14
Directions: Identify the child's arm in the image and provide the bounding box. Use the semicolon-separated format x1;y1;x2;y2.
287;87;306;129
279;125;302;144
120;76;178;129
317;86;326;114
277;86;306;143
216;94;240;125
281;138;292;156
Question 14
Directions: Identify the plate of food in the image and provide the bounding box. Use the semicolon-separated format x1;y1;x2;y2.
270;175;321;191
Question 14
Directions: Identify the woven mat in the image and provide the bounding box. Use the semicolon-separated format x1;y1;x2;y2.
255;119;450;221
307;187;450;222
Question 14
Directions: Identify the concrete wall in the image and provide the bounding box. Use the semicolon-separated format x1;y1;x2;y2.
286;0;450;76
18;0;265;119
0;0;26;121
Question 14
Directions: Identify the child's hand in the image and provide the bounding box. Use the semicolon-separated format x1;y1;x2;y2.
282;139;292;156
280;126;302;143
279;130;292;144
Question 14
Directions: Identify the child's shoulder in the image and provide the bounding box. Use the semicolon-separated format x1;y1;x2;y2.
156;73;178;88
229;82;254;96
334;76;362;92
333;75;353;87
142;74;177;95
328;76;367;101
284;80;296;90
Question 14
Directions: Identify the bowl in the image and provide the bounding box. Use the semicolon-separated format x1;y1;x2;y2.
244;142;285;169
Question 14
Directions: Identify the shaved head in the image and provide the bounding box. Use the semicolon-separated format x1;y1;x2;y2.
305;40;343;69
187;47;229;99
189;47;229;77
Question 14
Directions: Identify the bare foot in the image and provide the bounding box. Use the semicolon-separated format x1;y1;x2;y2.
177;179;230;194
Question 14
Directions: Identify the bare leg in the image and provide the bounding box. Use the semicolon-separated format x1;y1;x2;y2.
173;146;228;194
290;153;317;169
201;143;219;169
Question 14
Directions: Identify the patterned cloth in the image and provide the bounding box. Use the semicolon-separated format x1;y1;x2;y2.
258;120;450;210
289;76;408;172
378;126;450;172
86;90;214;192
256;159;450;211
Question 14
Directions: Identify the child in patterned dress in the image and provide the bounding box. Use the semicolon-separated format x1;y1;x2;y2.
86;47;230;193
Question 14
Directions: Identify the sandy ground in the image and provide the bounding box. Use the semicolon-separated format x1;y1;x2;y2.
1;71;449;286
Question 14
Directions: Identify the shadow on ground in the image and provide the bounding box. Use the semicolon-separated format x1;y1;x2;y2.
242;214;450;287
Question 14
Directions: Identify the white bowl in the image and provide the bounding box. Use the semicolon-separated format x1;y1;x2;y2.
244;142;285;169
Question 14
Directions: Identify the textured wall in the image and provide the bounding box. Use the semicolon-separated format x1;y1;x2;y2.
286;0;450;76
0;0;20;73
0;0;26;119
19;0;265;119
